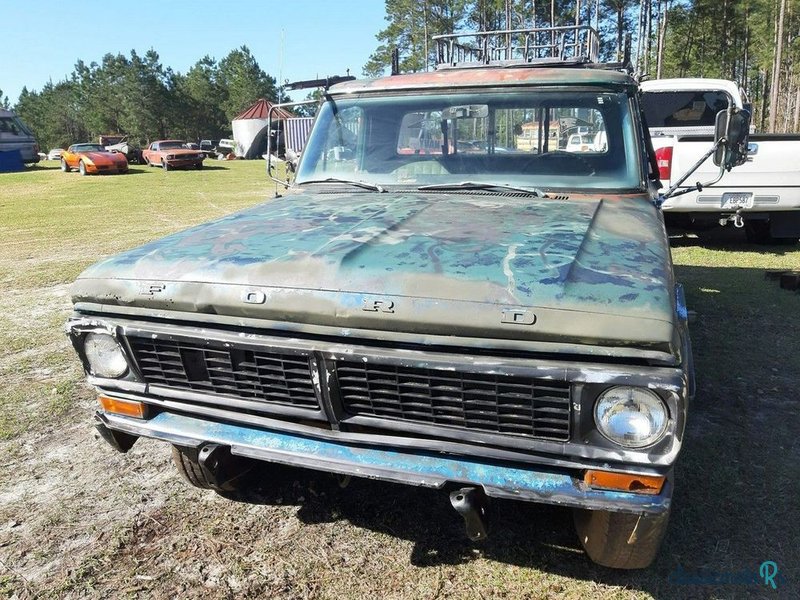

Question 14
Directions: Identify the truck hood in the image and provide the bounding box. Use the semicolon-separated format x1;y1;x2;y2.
72;191;678;354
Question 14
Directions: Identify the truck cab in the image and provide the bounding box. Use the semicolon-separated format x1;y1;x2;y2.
66;26;751;569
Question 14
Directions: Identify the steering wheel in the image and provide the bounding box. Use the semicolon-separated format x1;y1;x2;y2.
531;150;596;175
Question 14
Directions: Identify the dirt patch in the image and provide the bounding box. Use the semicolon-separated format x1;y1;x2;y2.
2;168;799;598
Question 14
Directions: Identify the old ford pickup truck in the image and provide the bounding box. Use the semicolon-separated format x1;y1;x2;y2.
66;27;748;569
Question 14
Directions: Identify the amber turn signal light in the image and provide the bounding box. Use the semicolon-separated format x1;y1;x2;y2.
98;395;146;419
583;470;665;495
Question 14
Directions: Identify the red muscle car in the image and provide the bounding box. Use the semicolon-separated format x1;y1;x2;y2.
142;140;205;171
61;143;129;175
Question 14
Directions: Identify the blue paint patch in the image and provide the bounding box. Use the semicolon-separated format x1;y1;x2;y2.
675;284;689;321
130;411;668;512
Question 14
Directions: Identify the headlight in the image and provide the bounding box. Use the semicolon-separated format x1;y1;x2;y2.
83;332;128;378
594;387;668;448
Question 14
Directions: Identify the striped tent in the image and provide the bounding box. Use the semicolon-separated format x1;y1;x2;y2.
285;117;314;154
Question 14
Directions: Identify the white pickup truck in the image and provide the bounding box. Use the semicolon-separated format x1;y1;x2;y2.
641;78;800;243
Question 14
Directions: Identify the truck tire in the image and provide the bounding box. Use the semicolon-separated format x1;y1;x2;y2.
171;445;215;489
171;445;252;493
573;507;670;569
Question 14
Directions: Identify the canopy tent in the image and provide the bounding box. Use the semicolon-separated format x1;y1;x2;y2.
231;99;294;159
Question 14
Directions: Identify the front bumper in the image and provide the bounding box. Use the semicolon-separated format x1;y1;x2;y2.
86;165;127;174
165;158;203;167
97;410;672;515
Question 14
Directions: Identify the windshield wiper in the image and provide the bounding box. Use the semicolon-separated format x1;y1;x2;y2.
300;178;385;192
417;181;545;197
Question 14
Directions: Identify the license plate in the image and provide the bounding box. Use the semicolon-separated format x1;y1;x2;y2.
721;192;754;209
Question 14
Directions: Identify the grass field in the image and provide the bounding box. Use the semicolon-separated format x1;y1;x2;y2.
1;161;798;598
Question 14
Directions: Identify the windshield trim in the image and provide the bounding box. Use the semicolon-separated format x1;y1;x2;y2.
298;88;644;193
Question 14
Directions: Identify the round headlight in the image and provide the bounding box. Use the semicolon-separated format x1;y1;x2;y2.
594;387;668;448
83;332;128;378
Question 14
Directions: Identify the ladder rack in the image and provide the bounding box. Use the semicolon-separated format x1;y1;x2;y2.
434;26;601;69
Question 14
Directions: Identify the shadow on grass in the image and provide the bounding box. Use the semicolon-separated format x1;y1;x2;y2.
25;163;61;171
218;260;799;597
130;165;230;173
667;224;799;253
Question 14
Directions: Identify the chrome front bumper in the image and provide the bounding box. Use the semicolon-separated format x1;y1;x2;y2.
97;410;672;515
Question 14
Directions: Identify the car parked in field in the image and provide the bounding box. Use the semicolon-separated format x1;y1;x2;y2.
48;148;65;161
142;140;205;170
61;143;129;175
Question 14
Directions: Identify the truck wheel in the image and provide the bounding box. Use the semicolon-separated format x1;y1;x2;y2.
171;445;251;493
573;507;670;569
60;158;69;172
79;161;87;176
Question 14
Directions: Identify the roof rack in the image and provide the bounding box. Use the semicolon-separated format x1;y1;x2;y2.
434;26;601;69
285;74;355;91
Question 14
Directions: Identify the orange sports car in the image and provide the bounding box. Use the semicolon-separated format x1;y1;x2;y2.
61;143;129;175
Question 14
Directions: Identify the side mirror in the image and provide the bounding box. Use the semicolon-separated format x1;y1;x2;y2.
713;107;751;170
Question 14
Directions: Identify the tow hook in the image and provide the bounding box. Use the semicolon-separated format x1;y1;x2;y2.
197;443;246;491
718;212;745;228
94;419;138;453
449;487;489;541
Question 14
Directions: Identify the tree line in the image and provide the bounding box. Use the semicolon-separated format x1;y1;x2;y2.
364;0;800;133
11;2;799;149
14;46;281;151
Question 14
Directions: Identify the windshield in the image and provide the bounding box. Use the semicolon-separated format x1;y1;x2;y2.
73;144;106;152
0;116;34;137
160;141;187;149
641;90;729;128
296;90;642;191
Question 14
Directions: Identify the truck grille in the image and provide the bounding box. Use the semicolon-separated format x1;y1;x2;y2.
125;334;572;441
336;361;571;441
127;337;319;410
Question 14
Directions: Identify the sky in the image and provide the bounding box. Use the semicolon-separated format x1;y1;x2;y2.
0;1;388;105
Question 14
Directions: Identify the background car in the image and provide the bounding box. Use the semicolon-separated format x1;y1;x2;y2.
47;148;64;160
141;140;205;170
61;143;129;175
